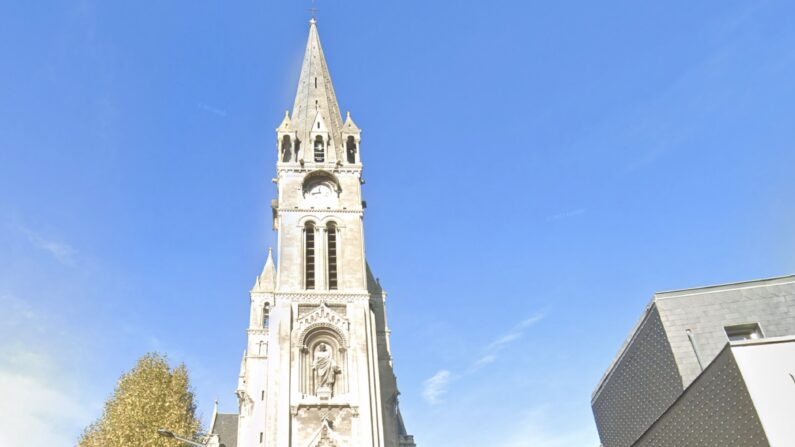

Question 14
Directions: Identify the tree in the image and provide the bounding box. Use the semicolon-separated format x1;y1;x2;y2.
79;353;203;447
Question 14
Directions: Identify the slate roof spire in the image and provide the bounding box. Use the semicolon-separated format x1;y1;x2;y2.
291;18;344;152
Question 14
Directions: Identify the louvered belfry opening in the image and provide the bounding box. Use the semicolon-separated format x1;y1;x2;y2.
327;222;338;290
305;222;316;289
314;136;325;162
281;135;292;162
346;136;356;164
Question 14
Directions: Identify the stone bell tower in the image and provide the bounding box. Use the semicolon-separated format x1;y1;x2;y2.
234;18;416;447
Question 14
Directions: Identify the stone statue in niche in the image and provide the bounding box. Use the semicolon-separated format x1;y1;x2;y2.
312;343;340;399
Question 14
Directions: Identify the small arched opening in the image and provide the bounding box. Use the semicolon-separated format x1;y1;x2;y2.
314;136;325;162
304;222;316;290
346;136;357;164
262;303;270;328
326;222;338;290
281;135;292;163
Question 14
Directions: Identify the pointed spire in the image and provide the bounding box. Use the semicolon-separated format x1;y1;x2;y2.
209;398;220;433
343;111;360;132
291;19;343;152
277;110;291;131
253;248;276;292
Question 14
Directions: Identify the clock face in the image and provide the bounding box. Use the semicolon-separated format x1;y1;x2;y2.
304;179;338;206
308;183;333;199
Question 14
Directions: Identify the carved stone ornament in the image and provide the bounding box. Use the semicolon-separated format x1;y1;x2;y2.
307;418;340;447
276;292;369;304
295;302;350;346
236;390;254;417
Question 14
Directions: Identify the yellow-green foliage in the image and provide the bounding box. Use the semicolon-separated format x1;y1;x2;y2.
79;353;202;447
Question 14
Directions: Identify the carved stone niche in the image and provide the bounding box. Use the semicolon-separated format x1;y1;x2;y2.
295;303;350;399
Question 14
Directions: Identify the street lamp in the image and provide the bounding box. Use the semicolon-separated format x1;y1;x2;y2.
157;428;207;447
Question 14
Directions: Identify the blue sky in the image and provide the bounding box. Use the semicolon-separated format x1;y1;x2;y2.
1;1;794;446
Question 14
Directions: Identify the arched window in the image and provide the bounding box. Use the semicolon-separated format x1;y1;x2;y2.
326;223;338;290
262;303;270;328
314;136;325;162
304;222;316;289
346;136;356;164
281;135;292;163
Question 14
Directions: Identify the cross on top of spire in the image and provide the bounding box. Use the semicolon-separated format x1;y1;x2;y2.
289;13;344;155
309;0;318;22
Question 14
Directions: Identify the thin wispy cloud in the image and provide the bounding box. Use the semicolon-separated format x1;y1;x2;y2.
421;369;452;405
547;208;586;222
476;314;545;367
198;102;228;117
422;313;546;405
0;293;45;336
17;225;77;266
474;354;497;367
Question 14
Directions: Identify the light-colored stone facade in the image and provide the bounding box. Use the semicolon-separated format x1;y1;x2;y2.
592;275;795;447
232;19;415;447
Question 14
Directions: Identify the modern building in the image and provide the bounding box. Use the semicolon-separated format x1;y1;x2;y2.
592;274;795;447
208;18;416;447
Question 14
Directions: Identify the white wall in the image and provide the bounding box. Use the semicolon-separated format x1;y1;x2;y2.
733;337;795;447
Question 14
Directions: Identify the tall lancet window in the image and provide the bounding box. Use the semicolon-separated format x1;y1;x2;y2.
304;222;316;289
314;136;325;162
281;135;292;163
346;136;356;164
262;303;270;328
326;222;338;290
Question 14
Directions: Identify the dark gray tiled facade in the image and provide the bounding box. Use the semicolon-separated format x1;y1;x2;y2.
592;275;795;447
656;278;795;388
634;346;768;447
592;307;683;447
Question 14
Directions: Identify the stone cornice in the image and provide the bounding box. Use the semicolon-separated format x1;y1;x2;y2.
276;165;362;175
276;207;364;214
291;402;358;416
274;292;371;303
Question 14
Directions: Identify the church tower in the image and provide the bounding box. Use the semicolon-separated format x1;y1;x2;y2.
234;19;416;447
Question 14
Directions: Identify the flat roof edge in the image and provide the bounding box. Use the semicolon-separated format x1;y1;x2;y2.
654;274;795;299
591;298;657;402
591;273;795;403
